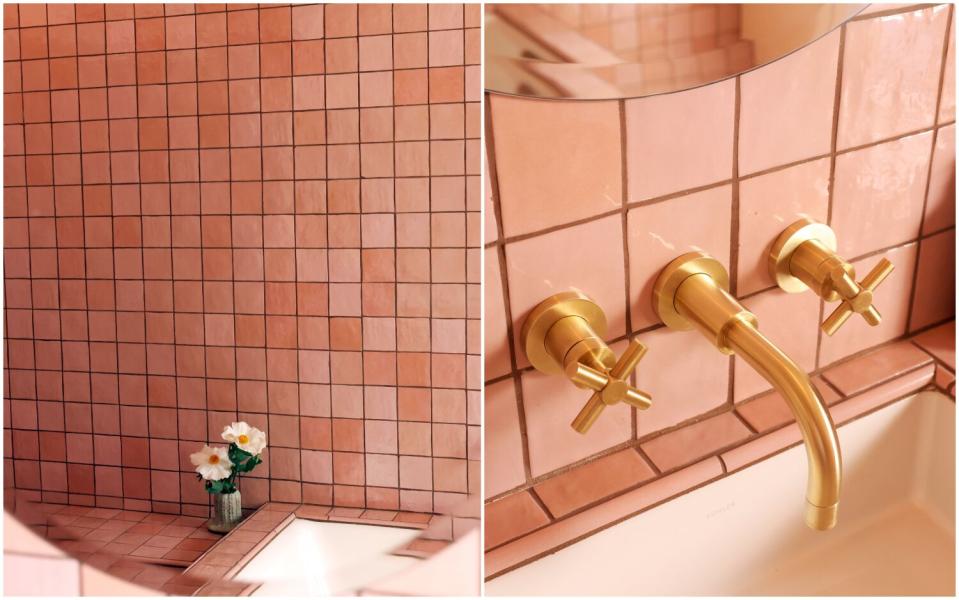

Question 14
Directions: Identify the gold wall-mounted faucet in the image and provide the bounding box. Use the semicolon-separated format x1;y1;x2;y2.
521;291;652;434
653;252;842;530
769;218;894;336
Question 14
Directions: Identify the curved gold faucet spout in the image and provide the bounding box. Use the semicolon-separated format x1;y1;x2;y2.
653;252;842;530
724;321;842;530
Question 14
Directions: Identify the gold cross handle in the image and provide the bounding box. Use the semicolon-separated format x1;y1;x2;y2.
567;338;652;434
822;258;894;336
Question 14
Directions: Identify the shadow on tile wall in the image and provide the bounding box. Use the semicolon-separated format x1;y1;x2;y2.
484;1;955;563
3;3;481;518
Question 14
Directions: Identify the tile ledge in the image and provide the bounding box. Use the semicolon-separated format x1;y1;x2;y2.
485;361;938;577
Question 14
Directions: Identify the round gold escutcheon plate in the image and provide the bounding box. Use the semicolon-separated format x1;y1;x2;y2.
768;218;837;293
652;251;730;331
520;291;607;375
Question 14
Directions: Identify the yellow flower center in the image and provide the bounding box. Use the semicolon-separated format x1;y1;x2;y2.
208;455;220;464
238;434;249;444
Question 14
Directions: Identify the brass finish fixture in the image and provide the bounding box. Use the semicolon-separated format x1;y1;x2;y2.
653;252;842;530
521;291;652;434
769;218;894;336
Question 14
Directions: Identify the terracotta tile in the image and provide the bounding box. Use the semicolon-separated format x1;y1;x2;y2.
627;184;732;329
911;321;955;369
830;363;936;425
721;421;802;473
641;411;751;472
533;448;655;518
484;490;550;550
737;375;842;433
485;458;722;578
739;30;838;174
910;229;956;330
832;132;931;258
819;242;918;366
823;340;933;397
506;216;627;370
736;158;831;295
923;124;955;234
626;78;734;200
935;364;955;393
484;379;526;499
839;6;948;149
490;95;621;237
734;288;820;401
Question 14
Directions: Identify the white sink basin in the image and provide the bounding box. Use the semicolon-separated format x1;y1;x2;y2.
234;519;419;596
488;391;955;595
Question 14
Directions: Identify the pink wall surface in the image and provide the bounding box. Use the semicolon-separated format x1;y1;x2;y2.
3;3;481;517
484;2;955;551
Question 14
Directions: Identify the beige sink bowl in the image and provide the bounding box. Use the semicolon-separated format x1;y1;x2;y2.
487;391;955;596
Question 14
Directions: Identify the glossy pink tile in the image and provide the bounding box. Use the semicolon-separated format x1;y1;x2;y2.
739;30;838;174
939;13;955;123
532;448;655;518
832;132;932;258
737;158;831;295
819;242;919;366
484;490;550;550
485;458;723;578
922;124;955;234
484;247;512;380
935;364;956;393
640;412;751;472
721;422;801;472
734;288;820;401
736;375;841;433
839;6;949;149
505;215;627;368
634;326;730;435
829;363;935;424
911;320;955;369
484;379;526;499
625;79;734;201
489;95;622;237
910;229;956;330
627;185;732;328
822;339;933;396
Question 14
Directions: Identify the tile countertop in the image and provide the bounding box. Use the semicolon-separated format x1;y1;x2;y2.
4;496;456;596
485;320;955;580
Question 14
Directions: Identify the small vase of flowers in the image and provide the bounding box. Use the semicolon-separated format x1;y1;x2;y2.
190;421;266;533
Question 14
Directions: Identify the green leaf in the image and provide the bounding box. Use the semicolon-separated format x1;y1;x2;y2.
228;444;253;463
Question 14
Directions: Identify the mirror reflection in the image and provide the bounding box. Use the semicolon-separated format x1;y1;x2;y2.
485;3;867;99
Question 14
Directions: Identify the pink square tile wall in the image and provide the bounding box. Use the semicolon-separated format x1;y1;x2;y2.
485;2;954;542
4;3;481;516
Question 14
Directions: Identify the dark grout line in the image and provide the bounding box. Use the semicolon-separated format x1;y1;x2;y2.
484;91;534;485
617;98;637;440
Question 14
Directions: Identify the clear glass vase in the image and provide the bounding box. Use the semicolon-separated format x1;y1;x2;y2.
207;490;242;533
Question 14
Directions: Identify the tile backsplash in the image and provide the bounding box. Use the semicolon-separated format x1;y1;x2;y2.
3;3;481;517
484;0;954;542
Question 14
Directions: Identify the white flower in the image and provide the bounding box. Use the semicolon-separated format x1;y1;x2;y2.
190;445;232;481
221;421;267;455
